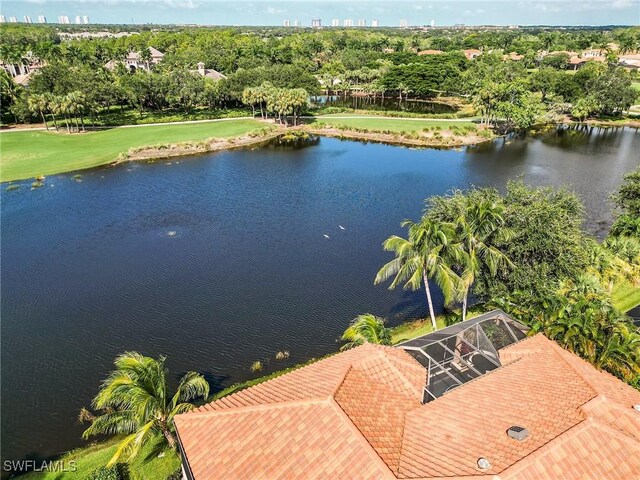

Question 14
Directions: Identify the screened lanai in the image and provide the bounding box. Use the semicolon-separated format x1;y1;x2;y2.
397;310;530;403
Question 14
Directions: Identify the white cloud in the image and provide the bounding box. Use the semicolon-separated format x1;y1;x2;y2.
266;6;285;14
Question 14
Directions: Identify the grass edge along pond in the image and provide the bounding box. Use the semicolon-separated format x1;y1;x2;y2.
0;119;267;183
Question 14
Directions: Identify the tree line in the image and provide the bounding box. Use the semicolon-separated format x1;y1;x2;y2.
1;25;638;129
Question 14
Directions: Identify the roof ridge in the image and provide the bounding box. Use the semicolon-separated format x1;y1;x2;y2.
542;337;612;400
177;397;331;419
328;395;397;479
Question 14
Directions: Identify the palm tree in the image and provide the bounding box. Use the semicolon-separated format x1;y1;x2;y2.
82;351;209;466
455;200;514;321
375;218;462;330
44;93;59;131
27;94;49;130
341;313;391;350
595;323;640;382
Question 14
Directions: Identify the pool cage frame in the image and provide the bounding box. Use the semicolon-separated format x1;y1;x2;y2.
397;310;530;403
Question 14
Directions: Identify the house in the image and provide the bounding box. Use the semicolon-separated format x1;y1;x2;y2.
567;54;607;71
619;53;640;69
417;49;444;56
189;62;226;80
1;51;44;86
463;49;482;60
174;310;640;480
504;51;524;61
104;47;164;72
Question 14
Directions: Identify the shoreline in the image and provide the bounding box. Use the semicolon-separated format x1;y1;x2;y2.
4;118;638;184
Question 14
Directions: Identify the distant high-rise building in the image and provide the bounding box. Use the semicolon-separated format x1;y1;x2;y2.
371;19;379;27
357;19;366;27
75;15;82;24
311;18;322;28
331;19;339;27
430;19;435;27
82;16;90;24
24;15;32;23
38;15;47;23
58;15;70;24
283;19;290;27
399;19;408;28
344;19;353;27
9;16;17;23
293;20;299;27
0;16;6;23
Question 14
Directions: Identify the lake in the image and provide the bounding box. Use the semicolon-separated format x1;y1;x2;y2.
1;125;638;466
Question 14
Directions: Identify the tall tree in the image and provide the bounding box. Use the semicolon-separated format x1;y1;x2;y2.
375;218;462;330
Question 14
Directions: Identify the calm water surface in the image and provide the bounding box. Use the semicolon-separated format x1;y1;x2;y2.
1;126;638;465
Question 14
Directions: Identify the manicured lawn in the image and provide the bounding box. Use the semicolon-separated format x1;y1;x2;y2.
20;438;180;480
0;119;265;182
631;81;640;92
309;115;476;132
611;281;640;313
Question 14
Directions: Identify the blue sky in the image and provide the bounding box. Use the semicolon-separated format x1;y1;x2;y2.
2;0;639;26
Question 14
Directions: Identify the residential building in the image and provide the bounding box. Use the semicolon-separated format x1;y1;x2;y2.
0;16;5;23
174;310;640;480
75;16;82;24
463;48;483;59
399;19;408;28
331;19;339;27
293;20;300;27
23;16;32;23
371;19;379;27
189;62;226;81
104;47;164;72
358;19;366;27
344;19;353;27
37;16;47;23
283;19;290;27
9;16;17;23
430;19;435;27
619;53;640;68
311;18;322;28
82;16;89;24
58;16;70;24
1;51;44;86
418;49;444;56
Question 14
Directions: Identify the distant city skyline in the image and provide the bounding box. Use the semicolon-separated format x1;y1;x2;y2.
1;0;639;26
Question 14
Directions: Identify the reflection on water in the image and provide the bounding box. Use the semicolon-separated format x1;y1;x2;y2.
1;126;638;466
310;94;458;114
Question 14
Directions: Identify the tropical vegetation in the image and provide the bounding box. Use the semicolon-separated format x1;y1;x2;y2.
370;178;640;387
80;352;209;466
340;313;392;350
1;24;638;130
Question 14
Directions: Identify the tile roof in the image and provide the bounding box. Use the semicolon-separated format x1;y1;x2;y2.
175;334;640;480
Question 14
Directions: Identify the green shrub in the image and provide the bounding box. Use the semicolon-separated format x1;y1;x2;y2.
88;464;127;480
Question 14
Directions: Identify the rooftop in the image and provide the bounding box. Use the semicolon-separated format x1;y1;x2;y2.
175;310;640;480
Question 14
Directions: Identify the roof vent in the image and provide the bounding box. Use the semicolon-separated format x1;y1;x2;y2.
477;458;491;470
633;404;640;413
507;425;529;441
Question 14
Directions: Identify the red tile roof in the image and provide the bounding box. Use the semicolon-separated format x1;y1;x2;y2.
175;335;640;479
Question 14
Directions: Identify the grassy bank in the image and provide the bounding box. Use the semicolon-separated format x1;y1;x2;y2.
308;115;477;131
0;119;265;183
612;281;640;313
19;438;180;480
